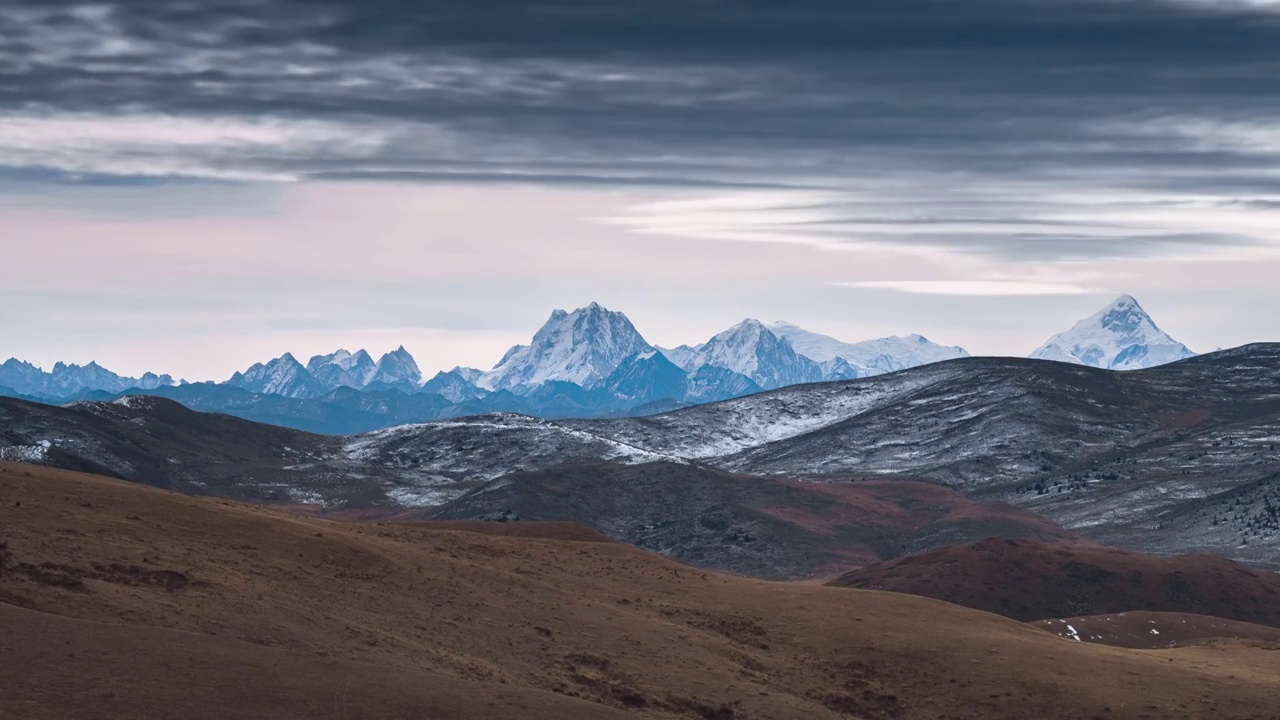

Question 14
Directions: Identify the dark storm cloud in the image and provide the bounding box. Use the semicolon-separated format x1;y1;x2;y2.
3;0;1280;259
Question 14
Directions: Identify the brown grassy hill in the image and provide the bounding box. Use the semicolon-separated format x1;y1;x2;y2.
1033;611;1280;649
3;462;1280;720
428;461;1074;578
827;537;1280;626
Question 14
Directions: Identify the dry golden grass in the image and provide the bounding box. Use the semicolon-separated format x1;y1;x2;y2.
3;461;1279;720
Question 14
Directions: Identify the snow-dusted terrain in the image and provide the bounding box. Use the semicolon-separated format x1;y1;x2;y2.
0;439;51;463
576;364;960;459
4;344;1280;566
1031;295;1196;370
340;413;680;481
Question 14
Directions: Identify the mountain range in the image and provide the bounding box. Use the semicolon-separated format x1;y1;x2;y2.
0;358;175;400
3;342;1278;574
1;295;1199;432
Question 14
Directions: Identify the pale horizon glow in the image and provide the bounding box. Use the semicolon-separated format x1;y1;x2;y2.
3;181;1272;381
833;281;1094;296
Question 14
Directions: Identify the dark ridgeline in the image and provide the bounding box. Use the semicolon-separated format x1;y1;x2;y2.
3;344;1280;573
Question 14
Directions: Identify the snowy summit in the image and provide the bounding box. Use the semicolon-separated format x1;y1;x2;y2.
227;353;325;399
307;349;377;390
686;319;822;390
766;322;969;376
1031;295;1195;370
479;302;651;392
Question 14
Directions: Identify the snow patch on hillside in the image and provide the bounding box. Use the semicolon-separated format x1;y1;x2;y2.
592;365;957;458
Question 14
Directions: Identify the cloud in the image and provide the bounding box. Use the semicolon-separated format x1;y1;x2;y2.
834;280;1094;296
0;113;396;181
606;187;1279;262
4;0;1280;262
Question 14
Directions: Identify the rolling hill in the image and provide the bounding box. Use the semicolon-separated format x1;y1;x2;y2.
827;538;1280;627
427;461;1070;578
4;464;1279;720
4;344;1280;568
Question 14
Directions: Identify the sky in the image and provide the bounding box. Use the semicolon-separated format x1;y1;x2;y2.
3;0;1280;380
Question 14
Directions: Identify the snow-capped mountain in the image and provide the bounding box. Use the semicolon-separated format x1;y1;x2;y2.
600;349;688;405
684;364;763;403
685;320;822;391
45;361;129;396
134;372;175;390
421;367;486;403
818;357;861;382
364;346;424;392
306;349;376;390
1031;295;1196;370
765;322;969;376
227;353;325;399
0;359;45;395
0;358;175;398
657;344;699;370
9;295;1208;425
479;303;651;393
452;366;484;384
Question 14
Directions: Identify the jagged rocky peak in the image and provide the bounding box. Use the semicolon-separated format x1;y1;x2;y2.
657;344;699;370
307;348;374;372
1031;294;1196;370
687;319;822;390
365;346;424;390
819;356;861;382
307;348;377;389
422;366;487;403
0;357;175;398
227;352;325;399
47;361;123;395
478;302;651;393
602;348;688;404
450;366;484;384
134;371;177;390
683;364;763;403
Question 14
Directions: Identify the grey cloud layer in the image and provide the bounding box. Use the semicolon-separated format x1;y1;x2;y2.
4;0;1280;260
